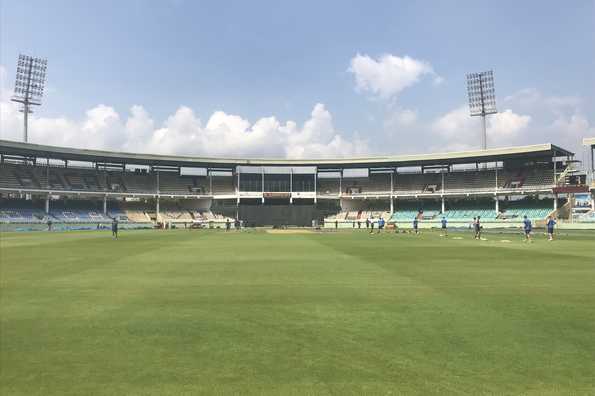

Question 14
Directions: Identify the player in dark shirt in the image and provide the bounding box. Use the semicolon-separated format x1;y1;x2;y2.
441;217;448;236
377;217;385;234
546;216;556;241
112;218;119;239
413;217;419;234
474;216;482;239
523;216;532;242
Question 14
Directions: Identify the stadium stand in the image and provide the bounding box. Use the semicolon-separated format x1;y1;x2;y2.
211;176;235;194
343;174;392;195
317;178;340;196
394;172;441;194
1;139;590;228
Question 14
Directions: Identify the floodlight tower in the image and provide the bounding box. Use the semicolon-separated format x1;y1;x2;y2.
466;70;497;150
11;54;48;143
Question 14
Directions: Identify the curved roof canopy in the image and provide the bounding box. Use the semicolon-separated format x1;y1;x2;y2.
0;139;573;169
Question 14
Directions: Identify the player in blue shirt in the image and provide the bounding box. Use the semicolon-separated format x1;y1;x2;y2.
413;217;419;234
377;217;385;234
546;216;556;241
440;216;448;236
522;215;532;242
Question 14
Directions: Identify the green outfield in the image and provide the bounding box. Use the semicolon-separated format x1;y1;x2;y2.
1;229;594;395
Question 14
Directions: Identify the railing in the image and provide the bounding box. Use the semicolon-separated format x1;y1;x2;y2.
555;166;572;185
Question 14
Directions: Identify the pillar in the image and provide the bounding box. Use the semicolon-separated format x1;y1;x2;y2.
314;170;317;204
156;170;160;194
553;151;557;184
237;168;241;204
441;196;445;213
45;194;50;214
156;196;160;219
495;196;499;213
289;168;293;204
553;194;558;211
236;168;240;194
46;157;50;189
103;194;107;215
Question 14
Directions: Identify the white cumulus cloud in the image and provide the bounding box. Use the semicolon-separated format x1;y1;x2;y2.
0;98;369;159
0;61;367;159
348;53;441;99
432;106;531;150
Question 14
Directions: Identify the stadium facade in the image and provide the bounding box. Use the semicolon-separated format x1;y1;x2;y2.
1;139;594;230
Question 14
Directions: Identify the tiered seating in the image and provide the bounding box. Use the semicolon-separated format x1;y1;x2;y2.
0;164;191;194
575;211;595;222
445;170;496;192
159;174;207;195
188;210;234;224
50;209;111;223
325;211;348;221
159;203;194;222
0;208;46;223
107;207;127;221
120;173;151;193
14;166;41;189
443;208;497;220
48;173;66;189
499;207;551;220
345;211;358;220
328;210;391;222
390;200;440;221
48;201;111;223
501;167;554;190
498;199;553;220
211;177;234;194
317;179;340;195
394;173;441;194
0;165;22;189
343;174;391;194
203;211;216;220
390;210;419;221
83;174;103;190
161;210;193;222
523;167;554;188
124;210;150;222
63;172;86;190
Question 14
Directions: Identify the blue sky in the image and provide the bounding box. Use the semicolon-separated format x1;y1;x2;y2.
1;0;594;158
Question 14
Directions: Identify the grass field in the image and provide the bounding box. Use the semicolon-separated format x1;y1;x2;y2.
1;228;594;395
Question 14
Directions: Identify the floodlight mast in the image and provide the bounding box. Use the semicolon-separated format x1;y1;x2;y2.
11;54;47;143
466;70;497;150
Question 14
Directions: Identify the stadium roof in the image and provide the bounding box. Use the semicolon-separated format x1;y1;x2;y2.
583;137;595;147
0;139;574;169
